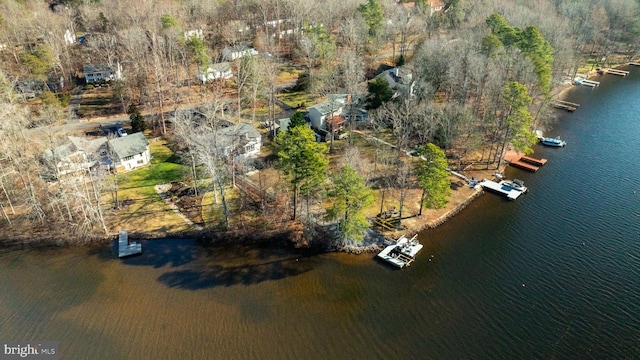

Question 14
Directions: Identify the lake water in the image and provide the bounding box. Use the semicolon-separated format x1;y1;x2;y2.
1;69;640;359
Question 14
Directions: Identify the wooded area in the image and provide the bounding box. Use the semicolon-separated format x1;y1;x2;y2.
1;0;639;245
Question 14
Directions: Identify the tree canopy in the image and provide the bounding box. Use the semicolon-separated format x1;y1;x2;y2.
275;126;328;220
486;13;554;94
414;143;451;212
326;165;374;242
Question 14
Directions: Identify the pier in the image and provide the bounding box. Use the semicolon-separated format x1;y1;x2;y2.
118;230;142;258
519;156;547;167
602;68;629;77
508;159;539;172
574;78;600;87
552;100;580;112
479;179;525;200
629;62;640;66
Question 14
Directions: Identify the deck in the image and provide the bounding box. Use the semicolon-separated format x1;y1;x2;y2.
479;180;525;200
118;230;142;258
508;160;539;172
519;156;547;167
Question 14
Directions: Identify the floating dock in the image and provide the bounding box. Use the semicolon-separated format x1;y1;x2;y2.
508;159;539;172
552;100;580;112
574;78;600;87
519;156;547;167
118;230;142;258
376;235;423;269
603;68;629;77
479;180;526;200
629;62;640;66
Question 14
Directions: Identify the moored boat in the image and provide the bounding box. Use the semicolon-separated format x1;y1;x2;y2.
376;235;423;268
541;136;566;147
500;179;528;193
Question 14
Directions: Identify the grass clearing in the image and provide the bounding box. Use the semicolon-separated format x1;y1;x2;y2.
104;139;193;234
277;91;321;109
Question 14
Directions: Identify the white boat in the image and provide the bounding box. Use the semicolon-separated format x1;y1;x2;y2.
377;235;423;268
541;136;566;147
500;179;528;193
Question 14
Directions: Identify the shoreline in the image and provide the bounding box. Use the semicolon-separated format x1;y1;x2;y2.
0;68;619;255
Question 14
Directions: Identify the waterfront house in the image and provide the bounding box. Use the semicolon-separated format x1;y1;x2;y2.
83;62;122;84
222;45;258;61
108;132;151;172
196;62;232;83
215;122;262;159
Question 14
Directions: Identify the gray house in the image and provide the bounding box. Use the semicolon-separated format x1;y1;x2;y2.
215;122;262;159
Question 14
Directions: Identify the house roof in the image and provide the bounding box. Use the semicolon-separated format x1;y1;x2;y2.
429;0;445;8
377;66;414;88
224;44;257;53
215;122;260;150
109;132;149;159
83;63;113;75
69;136;107;154
308;101;343;116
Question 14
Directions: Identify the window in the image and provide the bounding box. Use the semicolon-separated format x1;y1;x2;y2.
123;155;134;161
244;143;257;153
137;159;144;164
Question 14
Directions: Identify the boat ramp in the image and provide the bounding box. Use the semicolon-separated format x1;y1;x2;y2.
377;235;423;269
118;230;142;258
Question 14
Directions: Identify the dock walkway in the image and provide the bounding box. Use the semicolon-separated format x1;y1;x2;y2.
603;68;629;77
552;100;580;112
118;230;142;258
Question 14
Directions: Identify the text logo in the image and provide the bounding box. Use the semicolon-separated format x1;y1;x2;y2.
1;342;58;360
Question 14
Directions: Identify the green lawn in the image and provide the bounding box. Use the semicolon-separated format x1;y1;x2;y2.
105;139;194;234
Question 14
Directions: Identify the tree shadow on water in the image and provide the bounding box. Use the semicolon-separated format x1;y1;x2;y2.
157;254;317;290
99;238;198;268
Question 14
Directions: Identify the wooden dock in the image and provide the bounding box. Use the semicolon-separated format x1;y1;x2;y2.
118;230;142;258
603;68;629;77
519;156;547;167
629;62;640;66
508;159;539;172
552;100;580;112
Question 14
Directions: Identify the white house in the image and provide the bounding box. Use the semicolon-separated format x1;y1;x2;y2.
196;62;232;83
108;132;151;172
215;122;262;159
428;0;446;15
42;136;108;178
184;29;204;40
42;133;150;178
83;62;122;84
222;45;259;61
64;29;75;45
